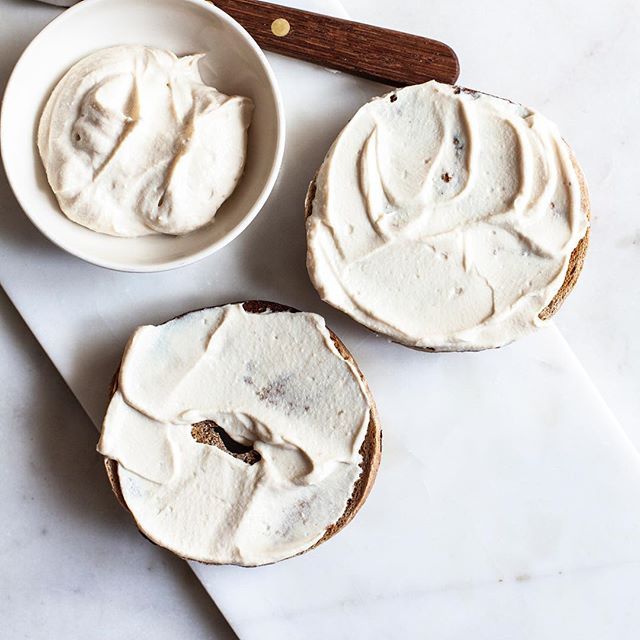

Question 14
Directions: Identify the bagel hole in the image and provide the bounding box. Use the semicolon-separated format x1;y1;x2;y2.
191;420;261;465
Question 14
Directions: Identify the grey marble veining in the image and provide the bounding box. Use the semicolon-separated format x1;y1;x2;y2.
2;0;640;638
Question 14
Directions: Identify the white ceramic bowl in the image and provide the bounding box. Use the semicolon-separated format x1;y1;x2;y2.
1;0;285;272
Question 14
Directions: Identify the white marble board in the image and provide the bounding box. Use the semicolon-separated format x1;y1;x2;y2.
1;0;640;638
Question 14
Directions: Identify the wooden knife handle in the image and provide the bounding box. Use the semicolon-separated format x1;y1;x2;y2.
213;0;460;86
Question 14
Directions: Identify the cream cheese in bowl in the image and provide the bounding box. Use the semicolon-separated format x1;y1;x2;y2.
1;0;285;271
38;45;253;237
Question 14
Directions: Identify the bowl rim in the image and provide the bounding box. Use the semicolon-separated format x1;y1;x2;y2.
0;0;286;273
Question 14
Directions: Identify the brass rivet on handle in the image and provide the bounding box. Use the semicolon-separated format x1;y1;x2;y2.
271;18;291;37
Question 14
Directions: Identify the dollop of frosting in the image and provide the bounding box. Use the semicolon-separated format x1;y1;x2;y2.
306;81;589;350
38;46;253;236
97;304;371;566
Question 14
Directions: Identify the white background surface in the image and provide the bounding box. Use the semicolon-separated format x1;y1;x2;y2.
339;0;640;449
0;288;237;639
2;0;640;638
0;1;234;637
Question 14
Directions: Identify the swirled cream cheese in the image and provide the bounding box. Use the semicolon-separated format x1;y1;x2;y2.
97;304;371;566
306;81;589;351
38;46;253;236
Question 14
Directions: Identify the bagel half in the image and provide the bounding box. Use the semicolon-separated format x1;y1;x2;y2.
305;85;591;351
103;300;382;566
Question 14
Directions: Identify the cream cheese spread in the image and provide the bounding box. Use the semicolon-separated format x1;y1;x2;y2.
38;46;253;237
306;81;589;351
98;304;372;566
